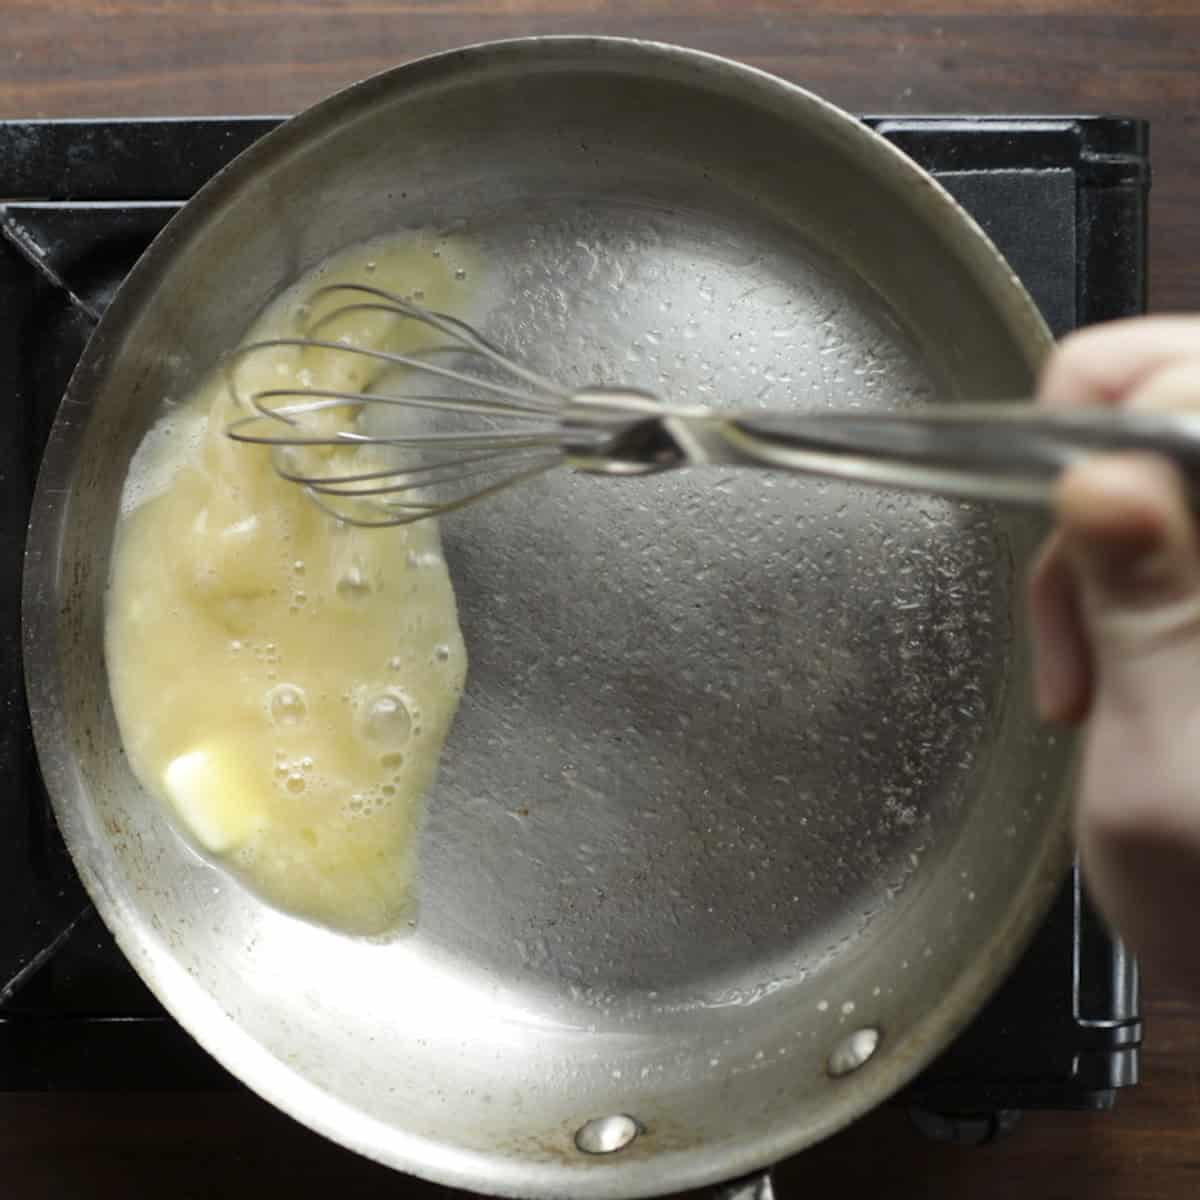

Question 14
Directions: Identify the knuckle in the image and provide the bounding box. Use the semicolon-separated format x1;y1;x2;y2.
1081;789;1190;858
1126;360;1200;413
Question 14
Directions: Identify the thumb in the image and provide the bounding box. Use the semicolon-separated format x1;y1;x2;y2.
1057;452;1200;716
1056;452;1200;990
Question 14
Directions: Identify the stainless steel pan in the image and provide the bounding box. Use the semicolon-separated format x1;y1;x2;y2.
23;37;1072;1198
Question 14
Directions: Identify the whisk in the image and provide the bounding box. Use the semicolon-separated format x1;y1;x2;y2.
225;283;1200;526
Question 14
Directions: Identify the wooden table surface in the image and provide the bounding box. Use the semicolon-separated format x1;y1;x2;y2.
3;2;1199;1197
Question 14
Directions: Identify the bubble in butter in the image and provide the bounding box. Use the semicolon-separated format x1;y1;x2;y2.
105;232;473;935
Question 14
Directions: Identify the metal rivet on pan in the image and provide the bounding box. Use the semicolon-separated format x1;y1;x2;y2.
575;1114;642;1154
826;1027;880;1078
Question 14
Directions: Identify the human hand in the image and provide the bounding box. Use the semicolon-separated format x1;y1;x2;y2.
1028;315;1200;991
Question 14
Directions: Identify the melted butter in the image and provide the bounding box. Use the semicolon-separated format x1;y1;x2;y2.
106;233;473;936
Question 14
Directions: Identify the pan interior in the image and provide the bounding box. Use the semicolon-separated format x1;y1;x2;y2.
417;191;999;1012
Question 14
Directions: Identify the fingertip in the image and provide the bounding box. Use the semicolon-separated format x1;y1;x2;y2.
1027;534;1092;724
1054;454;1199;611
1056;454;1178;544
1039;326;1123;409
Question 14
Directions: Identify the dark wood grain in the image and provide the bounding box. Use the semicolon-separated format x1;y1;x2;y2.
2;2;1199;1196
1;1;1198;310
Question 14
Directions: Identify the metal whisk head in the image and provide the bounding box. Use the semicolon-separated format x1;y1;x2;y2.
224;283;591;526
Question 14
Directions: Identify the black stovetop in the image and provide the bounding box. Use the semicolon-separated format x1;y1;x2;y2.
0;116;1146;1139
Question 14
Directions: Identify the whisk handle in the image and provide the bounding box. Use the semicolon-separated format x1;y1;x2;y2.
707;403;1200;510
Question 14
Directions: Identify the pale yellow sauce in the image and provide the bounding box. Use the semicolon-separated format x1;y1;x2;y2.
106;234;474;935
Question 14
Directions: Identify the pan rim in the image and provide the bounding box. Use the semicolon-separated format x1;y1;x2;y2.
23;34;1067;1198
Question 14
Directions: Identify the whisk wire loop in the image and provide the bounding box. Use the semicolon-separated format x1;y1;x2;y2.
222;284;577;525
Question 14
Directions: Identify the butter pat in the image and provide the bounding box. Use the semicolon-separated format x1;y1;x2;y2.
163;748;267;853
